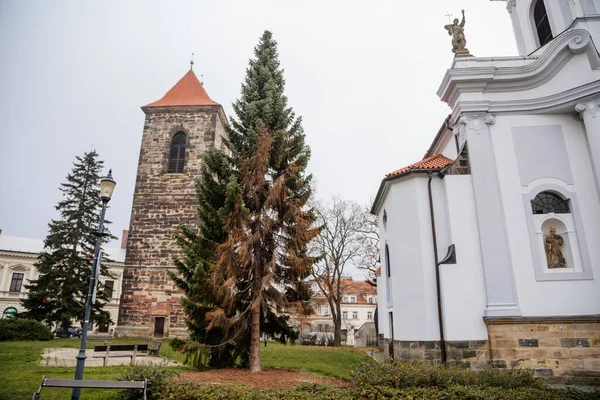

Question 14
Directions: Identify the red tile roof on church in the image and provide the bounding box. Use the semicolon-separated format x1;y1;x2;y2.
386;154;453;178
144;69;218;107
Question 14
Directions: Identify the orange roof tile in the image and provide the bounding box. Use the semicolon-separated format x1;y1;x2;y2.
386;154;453;178
144;69;218;107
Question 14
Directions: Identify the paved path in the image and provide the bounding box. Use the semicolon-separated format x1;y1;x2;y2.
40;348;180;367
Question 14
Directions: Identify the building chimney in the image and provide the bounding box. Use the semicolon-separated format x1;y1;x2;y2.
121;230;129;249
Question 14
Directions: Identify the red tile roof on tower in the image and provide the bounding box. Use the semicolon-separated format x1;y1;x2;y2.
386;154;453;178
144;69;218;107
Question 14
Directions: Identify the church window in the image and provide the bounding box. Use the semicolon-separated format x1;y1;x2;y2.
531;191;570;214
385;244;391;278
168;132;187;173
533;0;553;47
383;210;388;231
9;273;24;292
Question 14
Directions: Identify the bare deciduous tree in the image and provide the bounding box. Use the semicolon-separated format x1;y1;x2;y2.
310;196;364;346
355;204;380;287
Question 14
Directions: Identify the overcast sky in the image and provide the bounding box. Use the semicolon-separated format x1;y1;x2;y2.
0;0;516;249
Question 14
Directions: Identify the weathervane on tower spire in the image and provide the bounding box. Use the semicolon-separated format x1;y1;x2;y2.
190;53;195;69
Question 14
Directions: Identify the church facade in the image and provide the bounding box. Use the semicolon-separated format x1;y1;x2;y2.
372;0;600;382
115;68;227;338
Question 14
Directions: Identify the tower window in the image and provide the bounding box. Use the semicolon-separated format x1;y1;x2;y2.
533;0;553;47
531;191;570;214
168;132;186;173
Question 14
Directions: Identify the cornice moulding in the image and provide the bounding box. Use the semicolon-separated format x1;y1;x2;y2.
450;80;600;123
438;30;600;106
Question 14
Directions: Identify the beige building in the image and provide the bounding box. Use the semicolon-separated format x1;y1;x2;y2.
0;232;125;333
295;279;377;345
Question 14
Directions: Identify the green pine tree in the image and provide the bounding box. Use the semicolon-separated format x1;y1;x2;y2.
21;150;115;334
172;31;317;372
169;149;244;368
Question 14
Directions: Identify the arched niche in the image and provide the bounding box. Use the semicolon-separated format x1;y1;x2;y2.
522;183;593;281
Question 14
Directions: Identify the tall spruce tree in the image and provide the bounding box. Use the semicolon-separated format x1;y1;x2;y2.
172;31;317;372
21;151;114;333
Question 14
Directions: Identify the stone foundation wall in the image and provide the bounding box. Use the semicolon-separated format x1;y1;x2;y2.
486;316;600;385
376;316;599;385
381;339;490;368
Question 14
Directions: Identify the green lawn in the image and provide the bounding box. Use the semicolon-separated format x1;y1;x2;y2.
261;342;367;379
0;339;367;400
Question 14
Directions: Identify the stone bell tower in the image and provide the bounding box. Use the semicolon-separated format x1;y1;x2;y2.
116;66;227;338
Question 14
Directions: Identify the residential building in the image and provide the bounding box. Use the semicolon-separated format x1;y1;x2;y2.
294;279;377;345
0;232;125;333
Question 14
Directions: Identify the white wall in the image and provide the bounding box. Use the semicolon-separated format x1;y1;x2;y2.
490;113;600;316
378;176;443;341
441;176;488;340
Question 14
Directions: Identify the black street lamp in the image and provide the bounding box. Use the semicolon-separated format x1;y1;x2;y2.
72;170;116;400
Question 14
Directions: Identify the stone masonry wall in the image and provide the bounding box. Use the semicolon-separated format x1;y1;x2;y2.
486;317;600;385
378;317;600;385
381;339;490;368
118;105;225;336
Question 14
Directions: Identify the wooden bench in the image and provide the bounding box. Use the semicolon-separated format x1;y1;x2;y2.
32;375;147;400
92;344;149;366
149;339;162;356
141;337;163;356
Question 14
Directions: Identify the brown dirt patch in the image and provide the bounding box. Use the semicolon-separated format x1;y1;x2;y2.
175;368;354;389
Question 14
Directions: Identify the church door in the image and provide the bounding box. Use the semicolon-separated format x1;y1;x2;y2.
154;317;165;338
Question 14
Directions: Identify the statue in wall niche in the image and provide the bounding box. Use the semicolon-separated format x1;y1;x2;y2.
545;226;567;268
444;10;470;56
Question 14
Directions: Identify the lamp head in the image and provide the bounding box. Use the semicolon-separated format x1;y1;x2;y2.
100;169;116;203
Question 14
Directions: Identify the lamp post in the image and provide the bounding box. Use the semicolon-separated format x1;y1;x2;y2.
72;170;116;400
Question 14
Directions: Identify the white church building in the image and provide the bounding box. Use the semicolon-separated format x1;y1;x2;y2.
372;0;600;382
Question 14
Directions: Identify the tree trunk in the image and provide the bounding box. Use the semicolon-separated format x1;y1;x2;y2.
335;301;343;346
334;314;342;346
250;304;262;372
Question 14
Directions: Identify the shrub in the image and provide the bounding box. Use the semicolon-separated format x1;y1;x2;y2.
161;382;349;400
353;385;600;400
158;380;600;400
117;362;177;400
351;359;545;389
169;337;186;351
0;318;53;341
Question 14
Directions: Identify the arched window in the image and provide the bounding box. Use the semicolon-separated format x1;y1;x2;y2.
385;244;391;278
383;210;388;231
531;191;570;214
168;132;186;173
533;0;553;47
